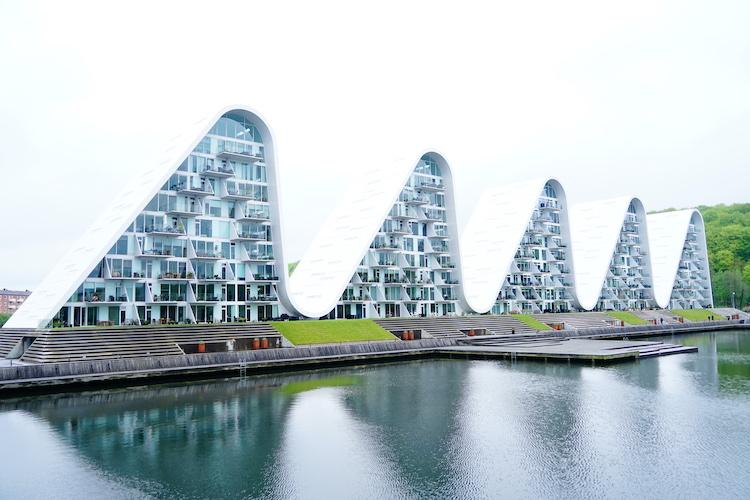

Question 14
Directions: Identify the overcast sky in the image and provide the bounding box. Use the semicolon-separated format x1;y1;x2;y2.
1;0;748;291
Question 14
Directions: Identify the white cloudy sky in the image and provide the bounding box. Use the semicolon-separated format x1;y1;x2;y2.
0;0;748;291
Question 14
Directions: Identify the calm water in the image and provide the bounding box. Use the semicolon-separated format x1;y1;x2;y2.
2;331;750;499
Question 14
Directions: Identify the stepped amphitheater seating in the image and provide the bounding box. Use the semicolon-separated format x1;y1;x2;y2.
633;310;681;324
530;312;613;330
7;323;282;364
375;315;537;338
711;308;749;321
0;329;30;358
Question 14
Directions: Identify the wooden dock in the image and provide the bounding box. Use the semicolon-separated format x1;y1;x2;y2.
441;335;697;363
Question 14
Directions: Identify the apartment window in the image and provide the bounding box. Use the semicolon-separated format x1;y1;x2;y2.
210;114;263;142
109;259;133;278
196;220;212;237
193;137;211;154
109;236;128;255
88;260;103;278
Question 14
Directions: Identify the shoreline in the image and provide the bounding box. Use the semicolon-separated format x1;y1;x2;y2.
0;321;747;397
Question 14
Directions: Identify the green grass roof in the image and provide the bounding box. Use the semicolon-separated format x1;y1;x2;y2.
270;319;396;345
606;311;648;325
511;314;553;331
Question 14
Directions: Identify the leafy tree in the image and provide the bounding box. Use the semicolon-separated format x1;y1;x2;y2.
0;313;10;327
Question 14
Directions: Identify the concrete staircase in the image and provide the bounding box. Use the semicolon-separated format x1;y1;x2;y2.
530;312;612;330
711;308;749;321
14;324;282;364
375;315;537;339
632;310;681;324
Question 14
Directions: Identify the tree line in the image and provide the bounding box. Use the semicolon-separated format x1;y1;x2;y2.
698;203;750;310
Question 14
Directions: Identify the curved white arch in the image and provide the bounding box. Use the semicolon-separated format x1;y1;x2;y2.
460;178;573;314
569;197;654;310
284;151;463;319
5;106;289;329
3;104;717;329
647;209;713;308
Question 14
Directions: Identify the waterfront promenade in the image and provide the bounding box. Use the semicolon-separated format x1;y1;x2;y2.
0;313;746;395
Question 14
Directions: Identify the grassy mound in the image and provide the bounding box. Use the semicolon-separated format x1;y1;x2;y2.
270;319;396;345
511;314;553;331
671;309;723;322
606;311;648;325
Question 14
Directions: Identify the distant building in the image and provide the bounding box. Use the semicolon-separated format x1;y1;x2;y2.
0;289;31;315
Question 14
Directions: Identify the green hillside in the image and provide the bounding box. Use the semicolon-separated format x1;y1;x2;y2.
699;203;750;309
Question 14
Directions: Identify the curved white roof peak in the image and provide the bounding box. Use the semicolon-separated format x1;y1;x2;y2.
460;178;567;314
647;209;711;308
284;150;461;318
6;106;287;329
568;196;649;310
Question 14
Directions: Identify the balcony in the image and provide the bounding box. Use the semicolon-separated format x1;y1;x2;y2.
140;248;178;259
423;210;446;222
194;295;222;302
402;193;430;205
145;226;186;237
385;224;411;235
167;206;202;218
372;260;399;268
245;253;275;262
237;210;271;222
247;295;278;303
158;272;188;280
224;185;261;201
82;294;128;303
196;274;229;282
341;294;370;302
192;250;223;260
176;183;213;197
110;271;146;279
152;294;186;303
233;231;268;242
415;180;445;192
216;148;264;163
371;241;401;251
201;165;235;178
252;275;279;281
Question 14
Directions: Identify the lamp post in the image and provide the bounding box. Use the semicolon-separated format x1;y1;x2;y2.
732;291;736;309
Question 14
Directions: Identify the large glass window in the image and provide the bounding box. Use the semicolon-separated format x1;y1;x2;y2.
109;236;128;255
209;114;263;143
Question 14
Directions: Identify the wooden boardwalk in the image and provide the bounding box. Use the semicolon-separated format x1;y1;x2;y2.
441;335;697;363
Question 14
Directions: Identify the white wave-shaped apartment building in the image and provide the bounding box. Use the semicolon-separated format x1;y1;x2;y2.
4;107;713;330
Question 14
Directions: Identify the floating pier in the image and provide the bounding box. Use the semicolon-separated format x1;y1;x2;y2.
442;334;697;363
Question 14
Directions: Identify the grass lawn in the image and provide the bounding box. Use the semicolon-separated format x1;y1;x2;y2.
270;319;397;345
511;314;553;331
671;309;723;322
606;311;648;325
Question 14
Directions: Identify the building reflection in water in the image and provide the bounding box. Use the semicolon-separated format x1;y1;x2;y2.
2;330;750;499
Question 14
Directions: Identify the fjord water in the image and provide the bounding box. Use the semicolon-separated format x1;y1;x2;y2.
1;331;750;499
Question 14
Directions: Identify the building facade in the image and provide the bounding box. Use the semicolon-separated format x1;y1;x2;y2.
52;112;285;327
669;213;713;309
329;154;461;319
492;182;573;314
596;201;656;311
0;289;31;315
3;106;716;330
